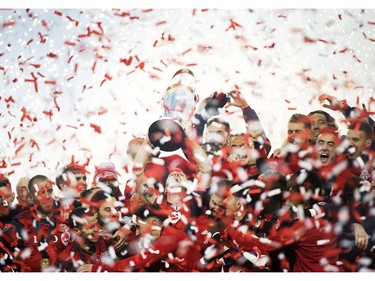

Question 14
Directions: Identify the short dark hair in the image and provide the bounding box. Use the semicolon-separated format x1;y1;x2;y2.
288;113;311;130
0;176;11;190
205;116;230;133
318;127;341;144
308;110;338;129
348;120;373;141
28;175;49;194
90;190;115;211
69;207;96;229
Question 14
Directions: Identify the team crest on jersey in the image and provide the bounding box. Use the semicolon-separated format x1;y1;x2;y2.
169;211;182;224
360;169;371;181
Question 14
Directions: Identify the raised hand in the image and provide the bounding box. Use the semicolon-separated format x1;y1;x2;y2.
318;93;344;111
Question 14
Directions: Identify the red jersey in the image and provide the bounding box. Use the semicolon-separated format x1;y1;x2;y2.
91;225;202;272
228;217;340;272
57;237;114;272
0;209;69;272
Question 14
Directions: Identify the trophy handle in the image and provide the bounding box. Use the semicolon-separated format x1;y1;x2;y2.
164;68;196;100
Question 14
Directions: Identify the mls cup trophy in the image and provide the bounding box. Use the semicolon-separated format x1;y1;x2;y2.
148;69;197;152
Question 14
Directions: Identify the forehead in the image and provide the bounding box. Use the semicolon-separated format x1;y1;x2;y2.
0;185;12;194
82;214;97;226
310;113;328;122
288;122;306;131
129;137;144;147
99;197;116;208
210;193;224;203
231;135;245;145
317;133;337;143
207;121;227;132
34;179;53;189
347;129;366;139
69;169;85;175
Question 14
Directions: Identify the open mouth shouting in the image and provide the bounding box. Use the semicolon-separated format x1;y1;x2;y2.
320;152;329;164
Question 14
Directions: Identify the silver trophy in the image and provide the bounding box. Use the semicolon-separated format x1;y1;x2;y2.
148;69;197;151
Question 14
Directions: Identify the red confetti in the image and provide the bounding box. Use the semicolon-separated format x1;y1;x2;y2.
353;55;361;63
54;11;63;16
30;63;41;69
160;60;168;68
26;38;34;46
66;16;75;22
100;79;107;87
98;108;108;115
136;61;145;70
53;97;61;112
0;160;7;168
24;72;38;93
44;80;56;85
64;41;76;46
2;21;16;28
152;67;163;72
156;21;167;26
304;36;316;43
15;143;25;155
30;139;40;150
68;55;74;63
43;110;53;121
90;123;102;134
226;19;242;31
36;72;45;78
47;53;58;58
114;11;131;17
168;34;175;42
104;73;112;80
41;20;49;30
182;48;192;56
120;56;133;66
368;22;375;25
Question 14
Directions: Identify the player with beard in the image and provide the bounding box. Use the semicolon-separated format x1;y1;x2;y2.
307;110;337;145
57;207;114;271
14;177;34;213
345;121;373;182
0;176;16;228
0;175;70;272
93;162;122;201
78;210;202;272
269;113;313;175
55;163;89;223
314;128;371;270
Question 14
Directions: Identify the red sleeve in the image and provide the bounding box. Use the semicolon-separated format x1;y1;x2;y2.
226;227;279;254
92;227;180;272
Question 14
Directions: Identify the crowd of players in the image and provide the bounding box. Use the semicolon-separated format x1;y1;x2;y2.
0;91;374;272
